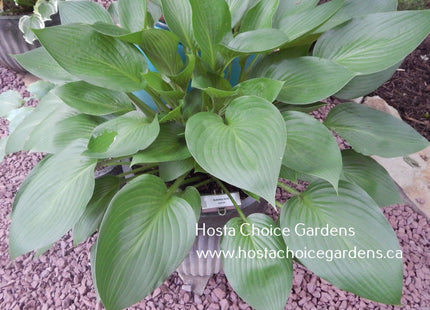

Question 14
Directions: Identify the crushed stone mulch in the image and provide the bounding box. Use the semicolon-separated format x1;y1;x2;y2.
1;64;430;309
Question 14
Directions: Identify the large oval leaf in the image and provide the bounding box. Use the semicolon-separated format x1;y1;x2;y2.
324;102;430;157
9;140;97;258
95;174;197;310
221;214;293;310
33;24;147;92
131;122;190;165
341;150;402;207
313;10;430;74
251;56;353;104
283;111;341;190
85;111;160;158
53;81;134;115
185;96;286;207
280;180;403;305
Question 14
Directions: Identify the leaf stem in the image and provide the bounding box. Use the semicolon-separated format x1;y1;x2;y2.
213;178;248;223
115;164;158;178
277;181;301;196
166;173;188;196
126;93;156;118
275;201;284;209
192;178;214;189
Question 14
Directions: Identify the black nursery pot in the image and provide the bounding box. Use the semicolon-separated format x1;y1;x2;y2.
0;15;39;72
0;13;59;72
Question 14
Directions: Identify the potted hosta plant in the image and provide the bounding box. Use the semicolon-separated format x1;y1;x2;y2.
1;0;430;309
0;0;58;71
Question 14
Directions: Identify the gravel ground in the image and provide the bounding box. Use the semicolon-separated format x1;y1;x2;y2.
1;62;430;309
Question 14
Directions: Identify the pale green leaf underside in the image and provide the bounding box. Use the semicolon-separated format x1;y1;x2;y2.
324;102;429;157
283;111;341;190
185;96;286;206
9;140;97;258
281;180;402;305
96;174;196;310
6;93;77;154
222;214;293;310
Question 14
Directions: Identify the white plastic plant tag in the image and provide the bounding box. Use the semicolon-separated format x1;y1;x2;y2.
201;192;241;213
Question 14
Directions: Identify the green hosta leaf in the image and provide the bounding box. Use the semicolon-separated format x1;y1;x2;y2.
275;0;344;41
280;180;403;305
5;107;34;133
176;186;201;221
226;0;260;27
182;88;204;120
0;90;24;117
73;175;122;245
334;62;401;99
53;81;134;115
59;0;113;25
314;0;398;34
234;78;284;102
33;24;147;92
186;96;286;207
159;158;195;182
313;11;430;74
240;0;279;32
0;137;7;161
276;101;326;114
341;150;402;207
6;93;77;154
170;53;196;91
161;0;196;50
13;47;77;83
53;114;103;149
223;29;290;54
9;140;97;258
189;0;231;68
283;111;341;190
131;122;190;165
251;56;353;104
95;174;196;310
136;29;183;75
221;214;293;310
274;0;318;19
324;102;430;157
85;111;160;158
118;0;147;32
27;81;55;99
